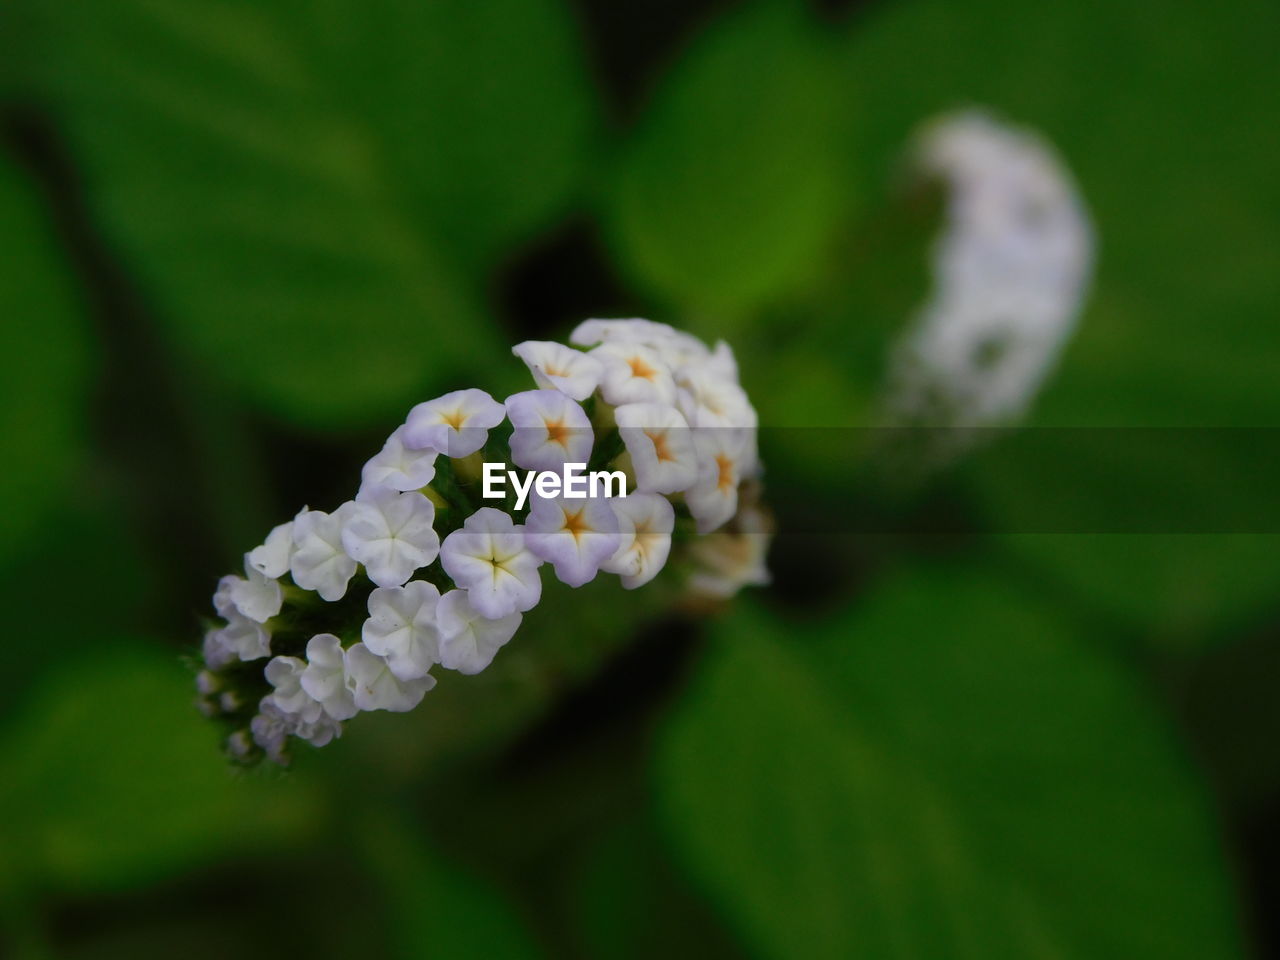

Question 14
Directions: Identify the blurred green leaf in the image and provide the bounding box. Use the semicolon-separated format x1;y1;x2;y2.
658;569;1244;959
24;0;597;426
0;152;90;563
0;644;317;894
573;811;748;960
361;808;543;960
843;0;1280;639
289;0;598;274
607;0;848;318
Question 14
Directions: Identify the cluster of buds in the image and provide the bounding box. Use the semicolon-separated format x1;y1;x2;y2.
195;319;770;764
888;110;1094;427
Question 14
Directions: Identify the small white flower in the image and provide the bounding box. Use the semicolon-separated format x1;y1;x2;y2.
250;698;292;763
290;504;359;601
602;493;675;589
300;633;358;720
504;389;594;472
293;711;342;748
675;372;756;431
436;589;521;675
439;507;543;618
264;656;323;722
362;581;441;681
684;430;746;534
592;341;678;407
569;317;678;347
359;426;438;497
203;614;270;667
227;729;254;758
687;502;773;599
248;521;294;579
614;402;698;494
403;388;505;456
343;642;435;712
225;556;283;624
525;493;620;588
512;340;604;401
705;340;739;381
342;489;440;588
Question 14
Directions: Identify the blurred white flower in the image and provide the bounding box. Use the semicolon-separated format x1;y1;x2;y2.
602;492;674;589
436;589;522;675
687;500;773;600
512;340;604;401
570;317;679;347
362;581;441;681
250;698;291;763
614;402;698;494
887;110;1094;426
505;389;594;472
290;504;359;601
525;493;620;588
439;507;543;618
342;489;440;589
300;633;358;721
403;388;505;457
344;642;435;712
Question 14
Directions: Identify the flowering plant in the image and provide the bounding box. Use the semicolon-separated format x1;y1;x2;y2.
195;319;770;763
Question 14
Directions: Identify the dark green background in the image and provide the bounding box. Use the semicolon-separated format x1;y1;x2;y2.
1;0;1278;957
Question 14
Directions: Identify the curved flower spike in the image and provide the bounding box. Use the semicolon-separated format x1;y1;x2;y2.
199;315;769;765
342;490;440;589
439;507;542;618
290;504;359;601
614;402;698;494
512;340;604;401
505;389;594;473
361;581;441;681
602;492;674;589
403;389;505;457
436;589;522;675
360;426;438;498
300;633;358;721
344;642;435;712
525;493;620;588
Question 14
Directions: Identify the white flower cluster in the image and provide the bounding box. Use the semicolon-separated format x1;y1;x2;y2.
887;110;1094;427
196;319;768;764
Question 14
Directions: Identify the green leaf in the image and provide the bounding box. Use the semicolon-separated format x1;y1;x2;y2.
0;644;318;894
607;0;848;318
0;152;90;563
842;0;1280;638
658;570;1244;959
25;0;596;426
